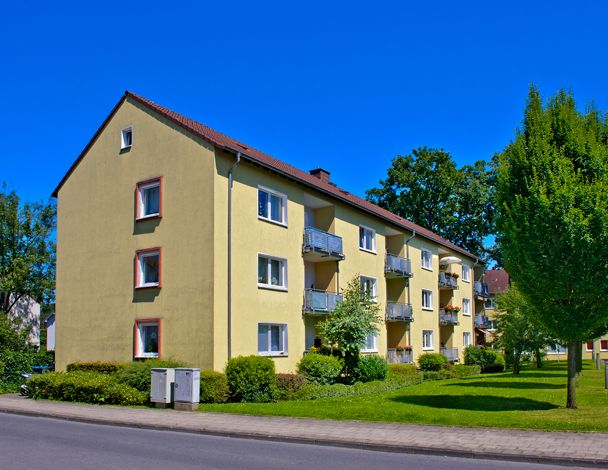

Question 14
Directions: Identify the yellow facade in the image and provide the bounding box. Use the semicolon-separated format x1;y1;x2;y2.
55;95;480;372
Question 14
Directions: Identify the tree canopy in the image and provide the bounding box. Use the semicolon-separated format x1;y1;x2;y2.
496;86;608;407
366;147;494;257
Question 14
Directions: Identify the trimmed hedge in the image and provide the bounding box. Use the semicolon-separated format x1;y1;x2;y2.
67;362;125;374
294;374;422;400
297;353;343;385
115;359;186;393
225;355;276;403
199;371;229;404
417;353;448;371
355;355;388;382
451;364;482;377
0;351;54;385
387;364;419;378
276;373;306;400
28;372;147;405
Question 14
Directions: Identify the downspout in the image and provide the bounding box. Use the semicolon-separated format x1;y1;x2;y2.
227;151;242;360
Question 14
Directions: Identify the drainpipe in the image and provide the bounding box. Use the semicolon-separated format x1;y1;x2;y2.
227;151;242;360
405;231;416;305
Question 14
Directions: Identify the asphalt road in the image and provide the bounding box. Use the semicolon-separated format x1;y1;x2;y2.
0;413;588;470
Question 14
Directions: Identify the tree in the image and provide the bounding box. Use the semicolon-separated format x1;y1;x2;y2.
320;275;382;381
496;86;608;408
366;147;495;257
0;186;55;318
494;284;554;374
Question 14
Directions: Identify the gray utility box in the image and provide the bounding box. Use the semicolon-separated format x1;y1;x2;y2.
174;368;200;411
150;368;175;407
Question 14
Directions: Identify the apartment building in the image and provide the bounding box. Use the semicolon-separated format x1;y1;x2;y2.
52;92;483;372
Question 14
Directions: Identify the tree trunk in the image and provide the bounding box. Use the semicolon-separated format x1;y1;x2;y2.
513;351;521;375
566;341;578;409
576;341;583;375
534;348;543;368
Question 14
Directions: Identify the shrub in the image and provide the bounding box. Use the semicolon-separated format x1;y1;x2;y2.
296;353;343;385
0;351;54;385
275;373;306;400
115;359;185;393
0;359;4;378
451;364;482;377
484;354;506;373
199;371;229;404
422;370;452;381
355;355;388;382
387;364;420;379
28;371;147;406
225;355;276;403
67;362;125;374
417;353;447;371
294;374;422;400
464;345;488;368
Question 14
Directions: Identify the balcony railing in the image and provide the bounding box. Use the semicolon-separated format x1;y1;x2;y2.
302;227;344;260
386;302;413;322
303;289;343;314
475;314;492;329
384;253;412;278
439;309;459;326
387;348;414;364
438;272;459;289
440;347;459;362
474;281;490;298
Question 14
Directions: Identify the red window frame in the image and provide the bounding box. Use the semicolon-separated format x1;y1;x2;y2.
601;340;608;352
134;247;162;289
134;318;162;359
586;341;594;351
135;177;163;221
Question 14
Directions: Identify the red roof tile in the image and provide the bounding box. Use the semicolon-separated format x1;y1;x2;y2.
485;269;509;294
53;91;481;261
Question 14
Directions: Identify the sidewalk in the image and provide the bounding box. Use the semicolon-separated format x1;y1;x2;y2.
1;394;606;468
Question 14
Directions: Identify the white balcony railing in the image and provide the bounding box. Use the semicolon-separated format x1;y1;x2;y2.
303;289;343;314
386;302;413;321
474;281;490;298
387;348;414;364
438;272;459;289
440;347;459;362
439;309;459;326
302;227;344;259
475;314;492;329
384;253;412;277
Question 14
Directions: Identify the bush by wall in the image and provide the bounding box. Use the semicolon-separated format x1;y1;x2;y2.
355;355;388;382
417;353;448;371
484;354;506;373
28;371;147;406
199;371;229;404
66;362;125;374
296;353;343;385
450;364;482;377
114;359;185;393
387;364;420;378
225;355;276;403
0;351;54;385
295;374;423;400
275;373;306;400
464;346;505;373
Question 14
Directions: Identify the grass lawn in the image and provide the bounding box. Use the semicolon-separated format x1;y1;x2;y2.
199;361;608;432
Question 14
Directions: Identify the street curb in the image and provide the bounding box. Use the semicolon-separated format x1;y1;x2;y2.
1;406;606;468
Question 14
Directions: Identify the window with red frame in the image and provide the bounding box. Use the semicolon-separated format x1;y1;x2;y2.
135;249;161;288
135;320;160;358
586;341;594;351
601;340;608;351
136;178;161;220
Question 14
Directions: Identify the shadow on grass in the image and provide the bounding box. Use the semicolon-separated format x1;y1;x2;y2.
390;394;559;411
446;381;565;390
465;372;565;379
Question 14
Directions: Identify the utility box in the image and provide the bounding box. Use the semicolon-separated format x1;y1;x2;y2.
174;368;200;411
150;368;175;408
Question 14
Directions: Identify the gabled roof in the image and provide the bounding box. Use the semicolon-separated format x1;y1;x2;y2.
53;91;481;261
485;269;510;294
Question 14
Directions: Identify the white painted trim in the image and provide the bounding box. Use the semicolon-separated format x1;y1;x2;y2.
421;289;433;310
137;250;160;288
257;322;288;356
358;225;376;253
361;333;378;353
135;320;159;358
257;253;288;290
136;179;161;220
121;126;133;149
257;185;288;226
421;249;433;271
422;330;434;350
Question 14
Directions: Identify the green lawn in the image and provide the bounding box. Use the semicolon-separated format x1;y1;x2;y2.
199;361;608;432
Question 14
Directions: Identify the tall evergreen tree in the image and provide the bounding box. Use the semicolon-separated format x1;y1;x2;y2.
496;86;608;408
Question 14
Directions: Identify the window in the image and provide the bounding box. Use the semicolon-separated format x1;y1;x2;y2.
136;178;161;220
360;276;377;300
462;298;471;315
601;340;608;351
359;226;376;253
361;334;378;353
546;344;567;354
135;248;161;288
258;186;287;225
135;320;160;358
488;320;497;331
485;298;495;309
422;330;434;350
121;126;133;149
257;254;287;290
422;289;433;310
462;265;470;282
463;332;472;347
421;250;433;270
258;323;288;356
586;341;594;351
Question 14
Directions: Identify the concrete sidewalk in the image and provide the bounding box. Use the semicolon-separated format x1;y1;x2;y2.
0;394;606;468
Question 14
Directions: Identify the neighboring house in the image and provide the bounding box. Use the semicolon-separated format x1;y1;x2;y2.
476;269;509;346
7;295;41;348
52;92;485;372
45;312;56;351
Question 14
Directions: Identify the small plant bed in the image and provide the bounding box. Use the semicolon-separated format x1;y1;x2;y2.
199;362;608;432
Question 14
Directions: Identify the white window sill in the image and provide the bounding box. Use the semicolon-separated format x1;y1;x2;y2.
422;347;434;351
121;145;132;150
136;213;161;221
258;216;288;228
421;266;433;272
258;352;288;357
422;307;433;311
258;284;288;292
462;279;470;283
136;283;160;289
135;354;159;359
462;312;471;316
359;247;377;255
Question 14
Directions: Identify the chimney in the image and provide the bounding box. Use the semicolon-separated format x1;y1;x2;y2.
309;167;330;183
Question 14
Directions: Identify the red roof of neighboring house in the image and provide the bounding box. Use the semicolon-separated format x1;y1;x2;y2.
53;91;481;261
485;269;509;294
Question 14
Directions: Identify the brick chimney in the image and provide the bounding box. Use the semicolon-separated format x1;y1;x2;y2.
309;168;330;183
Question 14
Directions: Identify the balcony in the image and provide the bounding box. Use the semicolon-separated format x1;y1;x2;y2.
303;288;342;314
440;347;459;362
386;302;413;322
384;253;412;278
439;309;459;326
302;227;345;262
474;281;490;299
475;314;492;329
387;348;414;364
438;272;459;290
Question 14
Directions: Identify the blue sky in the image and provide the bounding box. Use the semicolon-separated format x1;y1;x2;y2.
1;1;607;203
